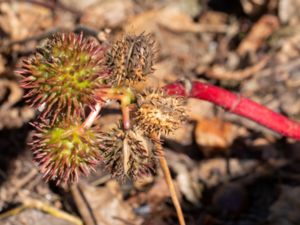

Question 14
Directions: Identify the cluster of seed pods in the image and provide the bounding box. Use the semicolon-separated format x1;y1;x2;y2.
19;32;187;185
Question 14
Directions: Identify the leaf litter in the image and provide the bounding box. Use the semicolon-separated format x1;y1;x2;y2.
1;0;300;224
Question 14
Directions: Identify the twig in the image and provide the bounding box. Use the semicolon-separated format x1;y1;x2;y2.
70;184;97;225
164;81;300;140
205;56;269;81
0;205;26;220
153;135;186;225
0;27;64;53
6;169;38;199
0;197;83;225
0;25;100;53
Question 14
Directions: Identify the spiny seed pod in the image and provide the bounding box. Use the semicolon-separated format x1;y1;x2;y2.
30;118;102;185
99;124;158;180
106;33;155;86
135;89;187;135
19;33;107;122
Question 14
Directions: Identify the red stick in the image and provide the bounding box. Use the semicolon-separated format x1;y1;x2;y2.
164;81;300;140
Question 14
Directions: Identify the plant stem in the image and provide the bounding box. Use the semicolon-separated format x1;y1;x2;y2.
153;135;186;225
94;87;135;130
121;105;131;130
81;103;101;129
164;81;300;141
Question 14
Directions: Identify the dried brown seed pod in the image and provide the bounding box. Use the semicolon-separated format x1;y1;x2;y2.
106;33;155;85
135;89;187;135
30;118;102;185
99;124;158;180
19;33;107;121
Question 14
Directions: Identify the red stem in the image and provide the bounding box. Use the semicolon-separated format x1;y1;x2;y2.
164;81;300;141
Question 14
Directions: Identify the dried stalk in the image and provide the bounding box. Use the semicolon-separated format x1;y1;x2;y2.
153;134;186;225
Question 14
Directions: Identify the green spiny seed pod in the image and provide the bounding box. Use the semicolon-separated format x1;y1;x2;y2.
135;89;187;135
106;33;155;86
30;118;102;185
99;124;158;180
19;33;107;121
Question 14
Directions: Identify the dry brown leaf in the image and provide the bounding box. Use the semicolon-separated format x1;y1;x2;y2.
0;55;5;75
237;15;279;55
0;79;34;129
186;98;214;121
125;6;227;35
0;79;23;109
125;10;158;35
270;31;300;63
0;107;34;130
240;0;268;17
79;181;143;225
80;0;133;29
147;177;181;210
133;176;154;190
125;7;216;73
0;2;53;41
162;150;204;205
157;7;203;33
279;0;300;25
197;158;257;187
166;122;194;147
199;11;228;26
172;0;202;18
195;117;238;156
157;7;227;33
174;162;203;205
177;170;202;205
60;0;99;10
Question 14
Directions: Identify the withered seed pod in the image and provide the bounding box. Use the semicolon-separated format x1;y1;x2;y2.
106;33;155;86
99;124;158;180
135;89;187;135
30;118;102;185
19;33;107;121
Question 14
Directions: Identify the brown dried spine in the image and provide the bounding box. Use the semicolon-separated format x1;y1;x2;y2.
99;124;159;180
106;33;155;86
135;89;187;135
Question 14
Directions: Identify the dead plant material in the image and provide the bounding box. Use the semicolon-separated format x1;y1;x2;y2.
204;56;269;81
237;15;279;55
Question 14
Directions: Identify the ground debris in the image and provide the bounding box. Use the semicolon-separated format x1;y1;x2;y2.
0;0;300;224
267;185;300;225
